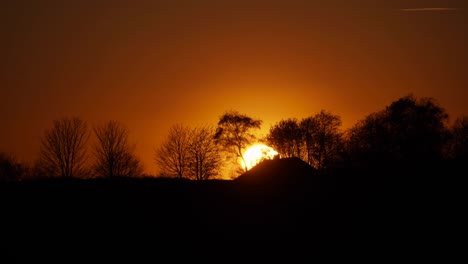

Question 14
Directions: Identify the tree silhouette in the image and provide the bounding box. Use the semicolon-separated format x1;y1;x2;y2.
266;111;343;170
0;152;27;182
187;125;223;180
29;158;50;179
345;110;392;167
214;111;262;173
155;124;191;178
447;116;468;163
39;117;89;178
156;124;223;180
301;110;343;170
345;95;449;168
93;120;143;178
266;118;303;159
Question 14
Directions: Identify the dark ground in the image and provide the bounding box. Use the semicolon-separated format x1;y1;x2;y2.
1;158;462;262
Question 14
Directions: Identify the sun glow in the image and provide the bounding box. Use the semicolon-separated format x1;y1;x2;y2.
241;144;278;170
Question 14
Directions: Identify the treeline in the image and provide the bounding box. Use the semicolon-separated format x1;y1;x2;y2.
1;119;143;181
267;95;468;172
1;94;468;182
267;95;468;176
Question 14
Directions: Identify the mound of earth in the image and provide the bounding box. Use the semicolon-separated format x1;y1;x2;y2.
235;157;318;186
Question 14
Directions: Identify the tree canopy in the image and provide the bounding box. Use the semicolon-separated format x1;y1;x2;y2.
214;110;262;172
345;94;449;168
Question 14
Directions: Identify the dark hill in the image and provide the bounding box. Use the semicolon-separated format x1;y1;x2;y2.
235;157;318;183
234;157;324;199
3;158;455;261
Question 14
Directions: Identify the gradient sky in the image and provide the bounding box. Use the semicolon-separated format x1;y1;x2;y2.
1;0;467;175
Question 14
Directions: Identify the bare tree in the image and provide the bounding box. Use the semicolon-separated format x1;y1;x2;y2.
187;125;223;180
214;111;262;172
93;120;143;178
155;124;191;178
39;117;89;178
155;124;224;180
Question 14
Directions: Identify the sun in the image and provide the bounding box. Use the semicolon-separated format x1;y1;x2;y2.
241;144;278;170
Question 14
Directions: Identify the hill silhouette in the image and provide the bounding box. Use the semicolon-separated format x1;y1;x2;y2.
236;157;318;183
234;157;325;205
1;157;457;261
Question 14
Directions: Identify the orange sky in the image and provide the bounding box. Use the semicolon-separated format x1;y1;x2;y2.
1;1;467;175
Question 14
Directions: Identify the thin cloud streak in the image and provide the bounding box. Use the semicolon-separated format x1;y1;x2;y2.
401;8;459;12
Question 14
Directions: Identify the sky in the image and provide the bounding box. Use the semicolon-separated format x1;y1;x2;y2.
1;0;467;175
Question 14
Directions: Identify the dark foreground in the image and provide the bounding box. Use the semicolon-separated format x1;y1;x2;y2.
0;160;462;262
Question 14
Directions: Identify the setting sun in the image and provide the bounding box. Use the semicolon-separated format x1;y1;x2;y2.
241;144;278;170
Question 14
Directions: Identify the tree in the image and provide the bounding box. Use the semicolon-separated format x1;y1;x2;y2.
266;111;343;171
345;95;449;168
301;110;343;170
447;116;468;162
93;120;143;178
0;152;28;182
266;118;303;159
345;112;387;167
186;125;223;180
39;117;89;178
155;124;191;178
386;95;449;161
214;111;262;172
155;124;223;180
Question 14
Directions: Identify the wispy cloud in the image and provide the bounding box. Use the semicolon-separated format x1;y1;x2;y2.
401;8;459;12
